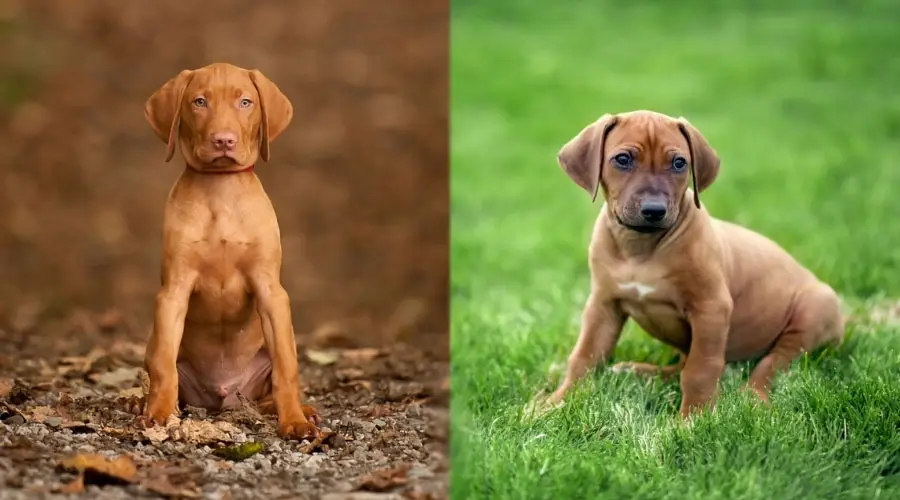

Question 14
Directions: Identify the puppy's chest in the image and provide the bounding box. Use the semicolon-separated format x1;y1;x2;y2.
601;260;690;349
606;260;679;303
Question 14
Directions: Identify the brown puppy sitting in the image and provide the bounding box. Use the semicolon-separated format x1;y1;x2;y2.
547;110;844;418
139;63;320;439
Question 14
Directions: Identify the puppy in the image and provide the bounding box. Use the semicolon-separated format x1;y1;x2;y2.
140;63;320;439
548;110;844;417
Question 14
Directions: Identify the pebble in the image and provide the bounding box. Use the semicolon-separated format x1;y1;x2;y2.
373;419;387;428
44;417;62;428
3;415;25;425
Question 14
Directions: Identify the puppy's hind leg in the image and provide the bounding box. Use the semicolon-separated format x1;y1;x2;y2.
745;283;844;403
611;354;685;382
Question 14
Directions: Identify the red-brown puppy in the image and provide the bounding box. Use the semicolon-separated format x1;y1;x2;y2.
547;110;844;417
140;62;320;439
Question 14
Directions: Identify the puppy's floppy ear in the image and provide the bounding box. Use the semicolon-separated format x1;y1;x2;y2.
248;69;294;162
677;117;720;209
557;114;619;202
144;70;194;163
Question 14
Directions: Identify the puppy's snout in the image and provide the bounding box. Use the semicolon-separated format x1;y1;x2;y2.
640;200;667;223
211;132;238;151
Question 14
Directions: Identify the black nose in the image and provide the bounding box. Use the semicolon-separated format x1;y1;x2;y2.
640;201;667;222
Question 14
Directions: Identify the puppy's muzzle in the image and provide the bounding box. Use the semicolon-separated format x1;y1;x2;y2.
640;200;667;223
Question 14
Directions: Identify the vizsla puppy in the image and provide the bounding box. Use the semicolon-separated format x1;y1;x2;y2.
139;63;320;439
547;110;844;418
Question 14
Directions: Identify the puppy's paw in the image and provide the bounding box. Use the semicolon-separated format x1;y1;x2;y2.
610;362;637;374
739;384;771;406
301;405;322;426
140;396;178;428
277;418;319;441
521;390;564;422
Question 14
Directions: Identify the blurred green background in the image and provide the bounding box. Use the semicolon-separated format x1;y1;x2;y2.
451;1;900;498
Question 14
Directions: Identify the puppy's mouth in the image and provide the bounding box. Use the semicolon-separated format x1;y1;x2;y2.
196;151;243;167
614;212;667;234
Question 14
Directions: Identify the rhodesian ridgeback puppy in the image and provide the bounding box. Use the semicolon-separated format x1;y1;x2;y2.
139;63;320;439
547;110;844;418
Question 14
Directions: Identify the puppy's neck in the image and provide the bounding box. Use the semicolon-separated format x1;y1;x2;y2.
603;192;698;258
185;164;256;175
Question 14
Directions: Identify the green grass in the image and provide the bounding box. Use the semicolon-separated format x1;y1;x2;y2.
450;1;900;498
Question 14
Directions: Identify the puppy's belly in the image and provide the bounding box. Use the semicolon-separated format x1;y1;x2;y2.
176;342;273;410
620;301;691;353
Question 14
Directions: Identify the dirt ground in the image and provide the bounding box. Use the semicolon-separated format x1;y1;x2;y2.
0;1;448;498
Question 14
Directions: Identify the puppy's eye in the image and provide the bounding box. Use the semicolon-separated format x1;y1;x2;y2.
672;157;688;172
192;97;207;107
239;98;253;108
613;153;632;169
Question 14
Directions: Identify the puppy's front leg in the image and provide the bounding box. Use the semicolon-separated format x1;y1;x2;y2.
549;293;626;404
680;297;732;418
251;274;317;440
144;274;195;425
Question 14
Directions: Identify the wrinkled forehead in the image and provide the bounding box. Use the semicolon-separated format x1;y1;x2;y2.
185;66;258;99
605;114;688;153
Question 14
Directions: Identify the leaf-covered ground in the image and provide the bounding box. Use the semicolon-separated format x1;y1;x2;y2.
0;310;448;499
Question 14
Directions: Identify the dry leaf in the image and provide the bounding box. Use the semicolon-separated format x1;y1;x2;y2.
356;463;412;492
299;428;337;454
90;366;141;387
306;349;340;366
58;453;137;485
336;368;366;381
341;348;381;364
118;387;143;398
7;380;31;404
58;475;85;494
339;380;373;391
0;378;13;398
143;418;241;445
26;405;55;423
143;475;201;499
97;309;124;331
57;346;106;376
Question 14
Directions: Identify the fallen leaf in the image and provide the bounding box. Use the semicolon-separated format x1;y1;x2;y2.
142;475;201;499
339;380;373;391
336;368;366;381
0;378;12;398
8;380;32;404
403;492;438;500
356;463;412;492
26;405;56;423
118;387;143;398
306;349;340;366
90;366;141;387
341;348;381;364
299;428;337;454
58;475;85;494
212;441;266;461
58;453;137;485
143;418;241;445
57;346;106;377
97;309;125;331
140;369;151;395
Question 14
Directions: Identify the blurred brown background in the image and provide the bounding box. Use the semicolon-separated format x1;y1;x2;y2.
0;0;448;356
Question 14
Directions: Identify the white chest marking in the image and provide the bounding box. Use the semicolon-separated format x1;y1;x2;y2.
618;281;656;300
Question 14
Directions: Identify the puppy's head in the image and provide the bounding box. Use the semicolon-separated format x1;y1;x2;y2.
558;110;720;233
144;63;293;171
